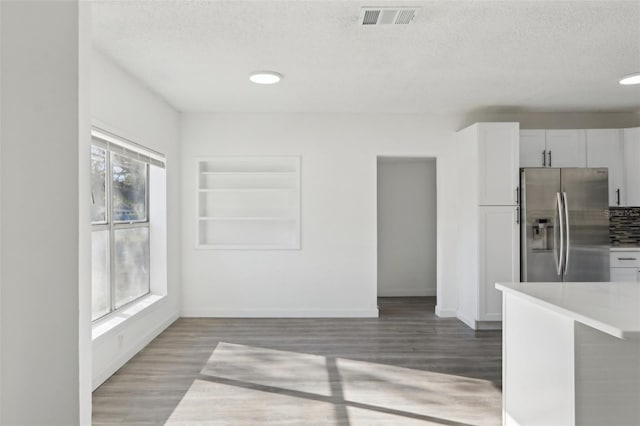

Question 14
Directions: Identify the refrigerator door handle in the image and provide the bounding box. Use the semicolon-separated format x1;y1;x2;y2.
563;192;570;276
554;192;565;276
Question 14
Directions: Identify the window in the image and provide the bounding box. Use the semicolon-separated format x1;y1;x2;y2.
91;130;160;321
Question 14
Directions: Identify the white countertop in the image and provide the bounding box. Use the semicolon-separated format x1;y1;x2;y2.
496;282;640;339
610;247;640;252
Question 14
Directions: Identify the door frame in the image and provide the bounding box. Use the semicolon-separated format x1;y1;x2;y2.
375;155;444;313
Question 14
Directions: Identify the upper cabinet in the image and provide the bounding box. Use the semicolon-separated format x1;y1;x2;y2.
624;127;640;207
478;123;520;206
520;127;640;207
586;129;625;207
519;130;586;168
545;130;587;167
519;130;546;167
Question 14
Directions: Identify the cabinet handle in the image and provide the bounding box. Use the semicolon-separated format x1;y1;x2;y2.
548;150;552;167
618;257;637;261
542;150;546;167
616;188;621;206
516;206;520;224
515;186;520;204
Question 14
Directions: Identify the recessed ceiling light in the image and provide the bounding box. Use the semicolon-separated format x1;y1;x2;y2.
249;71;282;85
619;73;640;85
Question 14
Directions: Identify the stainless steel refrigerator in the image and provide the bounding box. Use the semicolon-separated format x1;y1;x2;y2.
520;168;610;282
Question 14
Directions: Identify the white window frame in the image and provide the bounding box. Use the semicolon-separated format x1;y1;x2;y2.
91;131;156;322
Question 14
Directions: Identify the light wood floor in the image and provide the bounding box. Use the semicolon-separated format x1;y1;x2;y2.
92;297;502;425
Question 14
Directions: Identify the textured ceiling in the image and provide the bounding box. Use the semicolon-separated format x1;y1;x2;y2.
92;0;640;113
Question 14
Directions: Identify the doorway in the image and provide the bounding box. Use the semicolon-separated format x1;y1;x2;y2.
377;157;437;307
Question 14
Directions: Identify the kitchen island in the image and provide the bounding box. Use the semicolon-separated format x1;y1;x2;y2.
496;282;640;426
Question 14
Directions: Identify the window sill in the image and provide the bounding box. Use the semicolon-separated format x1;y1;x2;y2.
92;294;166;341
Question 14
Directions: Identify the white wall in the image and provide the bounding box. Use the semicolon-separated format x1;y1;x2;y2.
377;157;437;297
451;125;481;325
181;113;456;317
1;4;4;420
181;112;640;319
1;2;84;423
78;3;92;423
90;49;181;389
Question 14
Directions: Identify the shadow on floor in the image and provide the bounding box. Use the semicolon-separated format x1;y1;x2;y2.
92;297;502;425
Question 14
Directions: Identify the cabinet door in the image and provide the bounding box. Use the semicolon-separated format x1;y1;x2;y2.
610;267;638;282
624;128;640;207
478;123;519;205
479;206;520;321
520;130;546;167
586;129;625;206
546;130;586;167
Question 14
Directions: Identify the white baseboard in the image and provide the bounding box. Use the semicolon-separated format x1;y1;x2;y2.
180;308;380;318
457;311;477;329
476;321;502;330
456;311;502;330
92;313;179;390
435;305;457;318
378;288;436;297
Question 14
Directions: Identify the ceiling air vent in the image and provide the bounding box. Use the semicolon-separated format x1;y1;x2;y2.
360;7;418;25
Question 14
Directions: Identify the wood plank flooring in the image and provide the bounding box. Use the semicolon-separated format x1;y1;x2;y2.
92;297;502;425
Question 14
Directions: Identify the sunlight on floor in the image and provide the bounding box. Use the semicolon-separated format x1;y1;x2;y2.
164;379;338;425
164;342;501;425
200;342;333;396
337;357;501;425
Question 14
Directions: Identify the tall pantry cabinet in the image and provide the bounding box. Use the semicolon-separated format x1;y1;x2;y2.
454;123;520;330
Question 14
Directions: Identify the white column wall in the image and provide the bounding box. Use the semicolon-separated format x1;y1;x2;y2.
1;1;84;423
78;2;92;424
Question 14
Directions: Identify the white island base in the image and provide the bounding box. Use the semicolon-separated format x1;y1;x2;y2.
496;282;640;426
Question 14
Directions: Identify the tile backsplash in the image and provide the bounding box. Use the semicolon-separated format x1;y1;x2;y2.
609;207;640;246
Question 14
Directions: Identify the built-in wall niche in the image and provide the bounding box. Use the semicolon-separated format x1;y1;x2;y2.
196;157;301;249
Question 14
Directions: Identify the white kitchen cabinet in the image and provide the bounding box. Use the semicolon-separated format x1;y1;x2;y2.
499;282;640;426
479;206;520;321
521;127;636;206
610;268;639;282
545;130;587;167
623;127;640;206
586;129;625;207
478;123;520;205
519;130;546;167
455;123;520;329
519;129;586;168
609;250;640;282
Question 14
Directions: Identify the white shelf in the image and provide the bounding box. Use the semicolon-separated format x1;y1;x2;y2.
195;243;298;250
198;188;294;192
196;156;300;250
200;171;296;175
198;217;296;221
